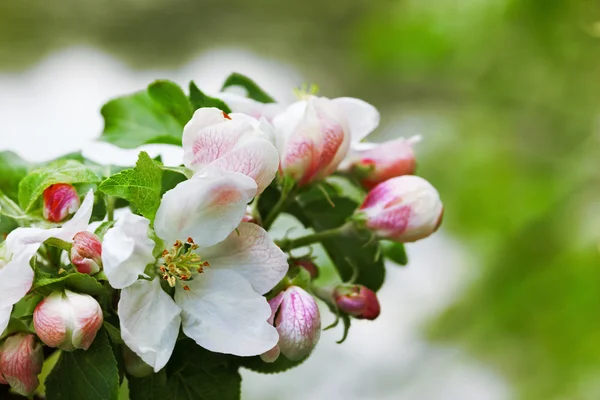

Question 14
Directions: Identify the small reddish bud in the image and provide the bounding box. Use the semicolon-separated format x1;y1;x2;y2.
71;231;103;275
33;290;103;351
333;284;381;320
357;175;443;243
0;334;43;397
43;183;80;223
261;286;321;362
293;259;319;280
343;136;419;190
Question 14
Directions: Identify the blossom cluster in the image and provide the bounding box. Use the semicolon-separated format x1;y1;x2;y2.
0;75;442;399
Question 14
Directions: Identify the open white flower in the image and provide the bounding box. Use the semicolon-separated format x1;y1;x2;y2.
102;168;288;372
182;108;280;194
0;191;95;335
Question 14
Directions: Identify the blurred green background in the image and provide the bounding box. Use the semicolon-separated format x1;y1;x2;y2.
2;0;600;398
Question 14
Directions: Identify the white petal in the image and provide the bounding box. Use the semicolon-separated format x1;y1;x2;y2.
119;278;182;372
102;212;155;289
154;169;257;248
200;222;288;294
0;246;36;309
0;306;12;336
175;269;278;356
331;97;380;142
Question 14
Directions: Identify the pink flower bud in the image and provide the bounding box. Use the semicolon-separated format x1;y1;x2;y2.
43;183;80;223
33;290;103;351
293;259;319;280
0;334;43;397
274;98;351;186
333;284;381;320
343;136;419;190
263;286;321;361
357;175;443;243
71;231;103;275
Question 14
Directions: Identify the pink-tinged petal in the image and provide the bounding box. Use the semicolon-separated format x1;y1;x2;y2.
0;334;43;397
154;169;257;248
182;108;252;172
175;269;278;356
359;175;443;243
102;212;155;289
33;290;103;351
207;135;279;194
119;278;182;372
331;97;380;143
267;292;285;325
200;222;288;295
333;284;381;320
0;307;12;337
0;247;36;310
273;98;350;185
275;286;321;361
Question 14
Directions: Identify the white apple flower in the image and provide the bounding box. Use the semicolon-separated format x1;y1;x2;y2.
0;191;95;335
182;107;280;194
102;168;288;372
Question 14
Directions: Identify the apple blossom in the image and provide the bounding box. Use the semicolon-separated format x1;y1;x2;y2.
0;191;95;336
340;136;420;190
33;290;103;351
182;107;280;194
43;183;80;222
333;284;381;320
272;96;379;186
356;175;443;243
70;231;103;274
102;168;288;372
261;286;321;362
0;334;43;397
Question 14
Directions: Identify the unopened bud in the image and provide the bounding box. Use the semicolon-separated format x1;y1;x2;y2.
333;284;380;320
343;136;419;190
293;259;319;280
264;286;321;361
43;183;80;223
357;175;443;243
33;290;103;351
0;334;43;397
71;231;103;274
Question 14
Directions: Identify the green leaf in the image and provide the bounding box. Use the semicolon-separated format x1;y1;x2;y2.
164;339;241;400
33;270;105;296
221;73;275;103
103;322;123;345
293;187;386;291
148;80;194;126
128;370;169;400
0;151;32;201
239;354;307;374
100;90;185;149
18;160;100;212
0;189;26;219
95;220;116;240
189;81;232;113
0;318;34;340
98;152;163;221
45;329;119;400
381;240;408;266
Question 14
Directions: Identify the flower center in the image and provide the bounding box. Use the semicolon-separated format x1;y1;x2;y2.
293;83;319;100
159;238;209;290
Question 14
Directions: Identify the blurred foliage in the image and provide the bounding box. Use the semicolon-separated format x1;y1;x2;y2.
2;0;600;398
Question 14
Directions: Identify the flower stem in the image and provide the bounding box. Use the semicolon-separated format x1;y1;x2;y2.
263;180;296;230
106;195;115;222
277;222;355;252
